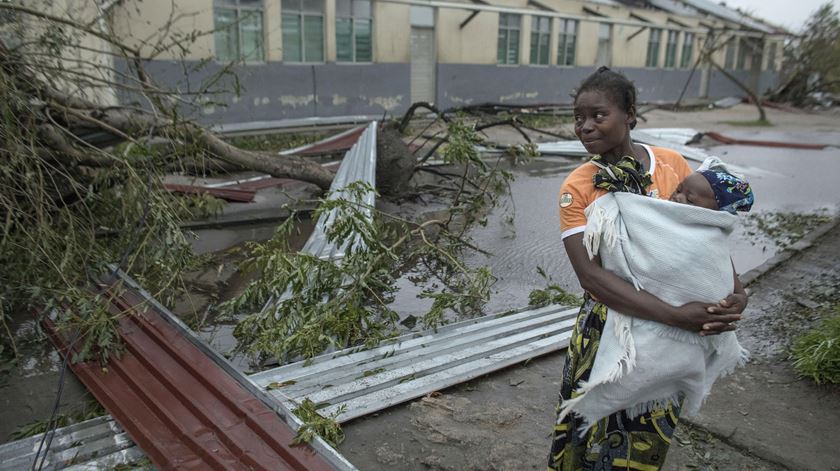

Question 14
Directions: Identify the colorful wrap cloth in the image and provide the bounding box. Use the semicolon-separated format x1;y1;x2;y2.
590;154;653;195
697;157;754;214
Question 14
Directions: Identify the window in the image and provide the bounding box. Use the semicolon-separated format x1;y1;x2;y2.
497;13;521;65
664;30;678;68
214;0;265;62
282;0;324;62
595;23;611;66
767;41;777;71
724;37;736;69
680;32;694;68
646;28;661;68
557;19;577;66
336;0;372;62
736;37;749;69
530;16;550;65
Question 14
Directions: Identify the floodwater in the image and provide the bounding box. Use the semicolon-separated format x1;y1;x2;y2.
457;130;840;316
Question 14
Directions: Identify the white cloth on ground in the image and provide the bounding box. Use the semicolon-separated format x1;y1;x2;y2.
557;192;749;433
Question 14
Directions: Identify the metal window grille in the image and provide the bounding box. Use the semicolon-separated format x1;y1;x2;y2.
557;19;577;66
497;13;521;65
596;22;611;66
529;16;550;65
766;41;777;71
680;32;694;68
664;30;679;68
214;0;265;62
646;28;661;67
336;0;372;62
282;0;324;62
724;37;736;69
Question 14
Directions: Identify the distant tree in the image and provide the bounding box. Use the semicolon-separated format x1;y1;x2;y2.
774;3;840;104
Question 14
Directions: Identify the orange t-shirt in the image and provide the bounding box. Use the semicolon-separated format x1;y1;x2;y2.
559;144;693;239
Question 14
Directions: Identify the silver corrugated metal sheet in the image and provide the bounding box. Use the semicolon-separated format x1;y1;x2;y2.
251;304;578;423
536;129;712;163
680;0;774;33
300;121;377;260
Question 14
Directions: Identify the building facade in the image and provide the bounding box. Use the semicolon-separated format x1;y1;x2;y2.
108;0;788;124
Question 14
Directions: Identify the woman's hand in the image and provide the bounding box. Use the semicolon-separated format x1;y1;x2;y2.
667;301;743;335
699;292;748;335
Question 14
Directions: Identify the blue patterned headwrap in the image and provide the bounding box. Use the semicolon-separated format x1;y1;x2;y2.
698;170;754;214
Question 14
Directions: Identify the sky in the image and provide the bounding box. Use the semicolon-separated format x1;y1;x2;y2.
717;0;840;31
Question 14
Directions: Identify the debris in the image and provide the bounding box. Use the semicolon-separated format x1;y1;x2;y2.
797;298;822;309
703;131;829;150
714;96;743;109
162;183;256;202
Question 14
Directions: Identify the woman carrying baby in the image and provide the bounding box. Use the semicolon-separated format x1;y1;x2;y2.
547;67;749;471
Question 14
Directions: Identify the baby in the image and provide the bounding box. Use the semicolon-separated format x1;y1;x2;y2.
669;158;754;213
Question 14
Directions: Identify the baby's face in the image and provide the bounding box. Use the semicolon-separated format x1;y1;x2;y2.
669;172;718;210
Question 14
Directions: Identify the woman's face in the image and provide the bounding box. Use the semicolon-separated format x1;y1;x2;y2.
573;90;634;155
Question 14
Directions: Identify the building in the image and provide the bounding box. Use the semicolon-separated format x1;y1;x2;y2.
106;0;789;124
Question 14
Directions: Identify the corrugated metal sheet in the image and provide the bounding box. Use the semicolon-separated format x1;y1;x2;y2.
536;129;713;164
38;274;340;471
279;126;367;157
680;0;774;33
163;183;256;202
299;121;377;261
251;304;578;423
0;269;356;471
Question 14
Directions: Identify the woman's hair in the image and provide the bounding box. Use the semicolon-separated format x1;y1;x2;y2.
574;66;638;129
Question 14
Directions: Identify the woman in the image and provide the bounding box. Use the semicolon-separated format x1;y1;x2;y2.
548;67;748;470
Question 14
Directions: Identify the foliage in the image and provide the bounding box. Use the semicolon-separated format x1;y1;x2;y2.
790;307;840;384
292;398;346;447
222;120;515;364
0;1;231;364
225;132;328;153
776;3;840;104
11;399;106;439
743;211;832;249
528;267;582;308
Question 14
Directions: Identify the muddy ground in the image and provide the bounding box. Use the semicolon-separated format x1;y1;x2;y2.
338;219;840;471
2;104;840;469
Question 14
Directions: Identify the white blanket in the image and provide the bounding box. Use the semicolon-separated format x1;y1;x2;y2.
557;192;749;433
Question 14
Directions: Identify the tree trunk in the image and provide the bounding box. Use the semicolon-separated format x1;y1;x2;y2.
376;123;416;195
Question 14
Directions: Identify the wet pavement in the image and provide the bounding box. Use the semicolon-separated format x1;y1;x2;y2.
3;105;840;461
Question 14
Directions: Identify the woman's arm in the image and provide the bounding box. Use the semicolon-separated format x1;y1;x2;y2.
564;233;742;334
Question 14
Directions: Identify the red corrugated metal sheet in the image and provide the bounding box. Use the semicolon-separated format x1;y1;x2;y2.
164;183;256;202
290;126;366;156
43;281;336;471
704;131;828;150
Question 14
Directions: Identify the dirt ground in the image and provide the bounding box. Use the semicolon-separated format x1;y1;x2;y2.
338;219;840;471
2;105;840;470
336;105;840;470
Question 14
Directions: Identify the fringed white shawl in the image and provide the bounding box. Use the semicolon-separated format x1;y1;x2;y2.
557;192;749;433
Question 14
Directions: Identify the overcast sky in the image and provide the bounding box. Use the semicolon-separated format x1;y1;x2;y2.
717;0;840;31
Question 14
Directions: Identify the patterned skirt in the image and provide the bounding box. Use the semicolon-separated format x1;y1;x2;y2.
547;294;681;471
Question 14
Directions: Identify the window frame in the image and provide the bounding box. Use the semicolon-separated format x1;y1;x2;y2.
664;30;679;68
282;0;326;64
766;41;777;72
724;37;737;69
214;0;266;64
497;13;521;65
529;15;551;66
646;28;661;68
680;32;694;68
335;0;373;63
556;18;577;67
595;22;612;67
